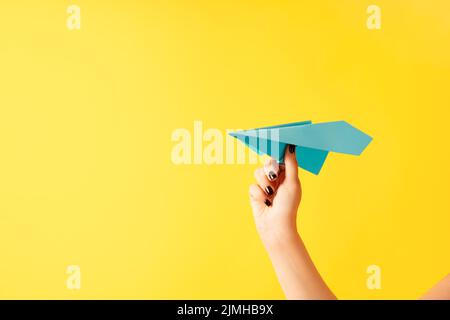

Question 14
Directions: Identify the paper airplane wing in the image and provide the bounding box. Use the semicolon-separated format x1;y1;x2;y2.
229;121;372;175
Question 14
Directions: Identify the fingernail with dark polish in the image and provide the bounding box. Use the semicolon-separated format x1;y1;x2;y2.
268;171;277;181
289;145;295;153
264;199;272;207
265;186;274;196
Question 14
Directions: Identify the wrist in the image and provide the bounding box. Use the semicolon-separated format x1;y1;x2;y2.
260;227;301;253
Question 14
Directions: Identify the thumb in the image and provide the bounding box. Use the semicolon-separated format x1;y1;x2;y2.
284;145;299;182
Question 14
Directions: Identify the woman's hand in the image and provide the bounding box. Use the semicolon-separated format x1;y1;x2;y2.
248;145;336;299
249;145;302;249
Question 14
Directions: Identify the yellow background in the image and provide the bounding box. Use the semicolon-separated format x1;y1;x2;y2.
0;0;449;299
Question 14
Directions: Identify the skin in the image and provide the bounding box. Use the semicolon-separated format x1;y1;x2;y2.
249;145;449;300
421;274;450;300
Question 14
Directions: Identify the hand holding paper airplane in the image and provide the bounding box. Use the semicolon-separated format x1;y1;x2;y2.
229;121;372;175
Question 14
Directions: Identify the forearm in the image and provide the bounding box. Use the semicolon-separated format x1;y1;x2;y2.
263;231;336;300
421;274;450;300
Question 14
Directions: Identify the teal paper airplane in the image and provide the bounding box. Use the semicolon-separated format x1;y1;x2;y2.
229;120;372;175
